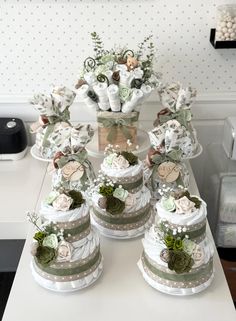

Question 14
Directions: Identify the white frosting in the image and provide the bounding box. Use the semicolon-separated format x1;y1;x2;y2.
40;202;89;223
156;197;207;226
92;186;151;214
101;158;143;178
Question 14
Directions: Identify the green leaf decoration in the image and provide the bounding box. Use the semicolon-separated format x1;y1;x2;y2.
36;245;56;267
164;235;175;250
33;231;47;245
168;250;194;274
120;151;138;166
99;185;115;197
68;191;85;209
106;195;125;215
173;239;183;251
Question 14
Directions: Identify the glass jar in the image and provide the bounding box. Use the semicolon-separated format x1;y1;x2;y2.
216;4;236;41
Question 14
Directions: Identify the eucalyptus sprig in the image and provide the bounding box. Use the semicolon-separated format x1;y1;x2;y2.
91;32;106;62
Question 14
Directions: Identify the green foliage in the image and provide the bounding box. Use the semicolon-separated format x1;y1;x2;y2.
168;250;194;274
33;231;47;245
35;245;56;267
99;185;115;196
91;32;106;62
120;151;138;166
68;191;85;209
106;195;125;215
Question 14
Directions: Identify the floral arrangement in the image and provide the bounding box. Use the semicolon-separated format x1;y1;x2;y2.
28;212;74;266
30;86;76;134
76;32;161;113
159;186;201;214
88;170;135;215
103;141;139;169
44;189;85;212
155;222;204;274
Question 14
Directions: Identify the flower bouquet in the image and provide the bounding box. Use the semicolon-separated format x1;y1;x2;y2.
76;32;160;150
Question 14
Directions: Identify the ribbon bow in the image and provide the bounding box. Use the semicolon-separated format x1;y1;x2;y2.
159;109;192;128
98;118;133;143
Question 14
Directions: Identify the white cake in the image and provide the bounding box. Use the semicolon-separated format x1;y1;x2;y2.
91;150;153;238
29;190;103;292
138;190;214;295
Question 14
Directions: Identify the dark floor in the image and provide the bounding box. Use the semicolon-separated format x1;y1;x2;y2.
0;272;15;320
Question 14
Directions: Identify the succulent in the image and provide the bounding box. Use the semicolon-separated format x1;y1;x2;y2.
120;151;138;166
68;190;85;209
35;245;56;267
33;231;47;245
164;235;175;249
99;185;115;196
106;195;125;215
173;238;183;251
168;250;194;274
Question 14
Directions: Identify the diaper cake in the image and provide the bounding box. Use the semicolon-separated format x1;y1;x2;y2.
90;143;153;238
138;186;214;295
76;32;161;150
30;86;76;160
145;83;200;198
28;188;103;292
51;124;95;192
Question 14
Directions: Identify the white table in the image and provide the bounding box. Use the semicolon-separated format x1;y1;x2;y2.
2;156;236;321
0;149;48;239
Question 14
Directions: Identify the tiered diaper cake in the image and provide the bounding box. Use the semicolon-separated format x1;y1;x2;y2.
76;32;161;150
145;83;201;197
29;189;103;292
138;187;214;295
30;86;76;160
51;124;95;192
90;144;153;238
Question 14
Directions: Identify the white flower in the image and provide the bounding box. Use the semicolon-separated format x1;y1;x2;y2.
192;245;204;267
57;240;73;262
174;196;196;214
112;155;130;169
52;193;73;211
42;234;58;249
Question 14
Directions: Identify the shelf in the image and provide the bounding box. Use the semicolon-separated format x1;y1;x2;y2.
210;29;236;49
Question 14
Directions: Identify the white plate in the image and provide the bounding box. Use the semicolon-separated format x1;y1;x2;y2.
30;144;53;162
183;143;203;160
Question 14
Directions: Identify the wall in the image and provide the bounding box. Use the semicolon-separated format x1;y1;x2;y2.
1;0;236;192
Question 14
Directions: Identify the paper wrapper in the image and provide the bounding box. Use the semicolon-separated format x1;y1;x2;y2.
97;111;139;150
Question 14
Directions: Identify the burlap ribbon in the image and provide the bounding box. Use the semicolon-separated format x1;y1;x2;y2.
97;113;139;143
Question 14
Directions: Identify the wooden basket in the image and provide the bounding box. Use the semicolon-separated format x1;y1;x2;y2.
97;111;139;151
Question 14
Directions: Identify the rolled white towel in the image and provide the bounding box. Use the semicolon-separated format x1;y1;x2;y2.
107;84;121;112
105;70;113;84
84;72;97;86
119;70;133;87
122;89;143;113
94;82;110;111
140;84;153;102
77;85;98;111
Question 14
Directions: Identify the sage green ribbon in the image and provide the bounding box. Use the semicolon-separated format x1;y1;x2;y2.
35;249;101;277
115;176;143;193
57;149;88;168
142;252;213;283
97;113;139;143
60;218;90;238
93;204;151;225
159;109;192;128
162;222;206;241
